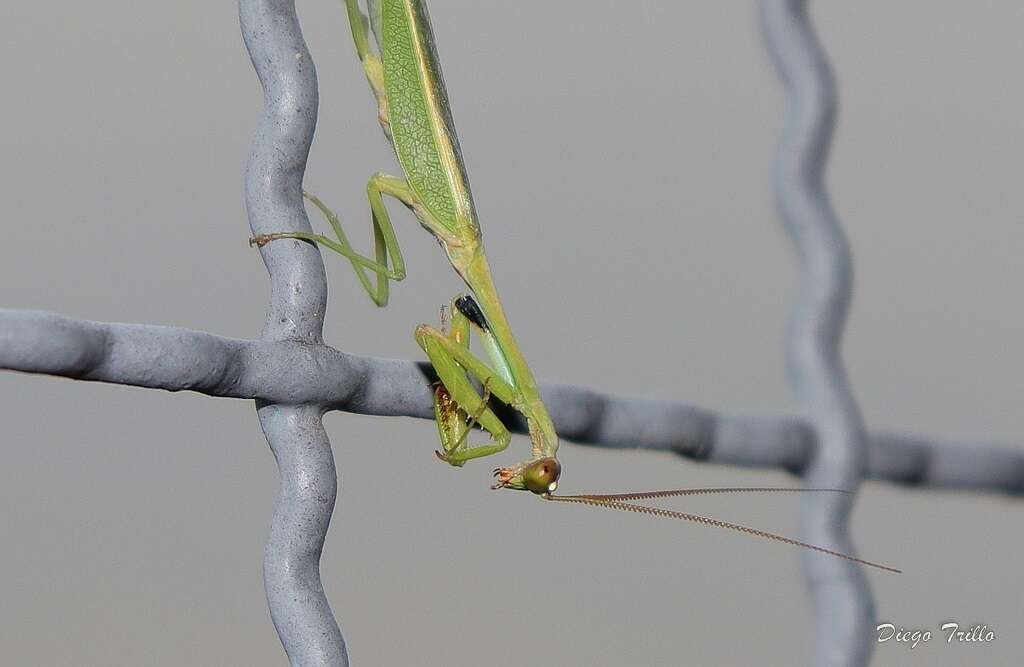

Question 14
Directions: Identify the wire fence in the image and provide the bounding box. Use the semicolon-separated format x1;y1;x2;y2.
1;1;1021;665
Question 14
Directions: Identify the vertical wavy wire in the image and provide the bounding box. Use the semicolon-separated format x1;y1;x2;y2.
759;2;875;666
240;1;349;665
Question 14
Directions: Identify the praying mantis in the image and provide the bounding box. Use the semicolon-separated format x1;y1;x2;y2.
253;0;559;494
252;0;899;574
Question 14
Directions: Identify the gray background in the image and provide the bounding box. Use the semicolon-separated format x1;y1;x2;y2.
1;2;1020;665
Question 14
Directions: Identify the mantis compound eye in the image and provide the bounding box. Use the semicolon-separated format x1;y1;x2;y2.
522;457;561;495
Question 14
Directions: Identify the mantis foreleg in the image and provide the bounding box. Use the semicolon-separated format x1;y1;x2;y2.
418;301;517;466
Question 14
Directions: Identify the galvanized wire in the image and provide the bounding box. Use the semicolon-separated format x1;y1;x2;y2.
240;0;346;664
760;1;872;664
3;308;1021;498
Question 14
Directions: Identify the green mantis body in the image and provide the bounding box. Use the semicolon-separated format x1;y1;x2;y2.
252;0;899;572
254;0;561;493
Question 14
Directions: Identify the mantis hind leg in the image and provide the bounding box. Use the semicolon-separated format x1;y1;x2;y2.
345;0;388;129
251;173;412;307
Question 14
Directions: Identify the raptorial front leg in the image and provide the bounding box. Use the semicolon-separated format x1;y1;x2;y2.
418;327;512;466
431;301;471;456
416;299;520;467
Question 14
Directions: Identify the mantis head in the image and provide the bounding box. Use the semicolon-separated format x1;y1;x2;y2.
492;457;561;494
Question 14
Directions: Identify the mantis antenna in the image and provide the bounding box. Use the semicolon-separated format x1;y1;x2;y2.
543;488;901;574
